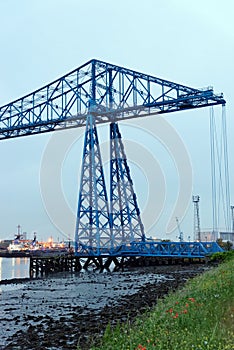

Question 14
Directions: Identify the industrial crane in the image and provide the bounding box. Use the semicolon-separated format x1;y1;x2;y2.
176;217;184;242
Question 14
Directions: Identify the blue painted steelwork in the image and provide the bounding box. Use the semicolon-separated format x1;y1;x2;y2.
124;240;224;257
76;241;224;258
75;119;145;254
0;59;226;259
110;122;145;246
74;111;110;254
0;59;225;140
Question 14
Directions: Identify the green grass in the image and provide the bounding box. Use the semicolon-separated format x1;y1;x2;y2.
88;257;234;350
209;249;234;263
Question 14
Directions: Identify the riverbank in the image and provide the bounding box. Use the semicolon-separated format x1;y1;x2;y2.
0;263;212;349
91;256;234;350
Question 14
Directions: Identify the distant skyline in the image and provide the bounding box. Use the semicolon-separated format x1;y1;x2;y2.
0;0;233;241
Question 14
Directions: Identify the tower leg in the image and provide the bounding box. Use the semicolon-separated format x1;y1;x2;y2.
75;114;110;254
110;122;145;247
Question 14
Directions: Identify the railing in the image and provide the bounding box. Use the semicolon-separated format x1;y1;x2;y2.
75;241;224;258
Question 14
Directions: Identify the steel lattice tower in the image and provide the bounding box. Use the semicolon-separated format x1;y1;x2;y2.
75;113;110;253
0;59;225;255
193;195;201;241
109;122;145;246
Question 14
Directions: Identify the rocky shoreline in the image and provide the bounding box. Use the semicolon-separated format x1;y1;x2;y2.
0;263;213;350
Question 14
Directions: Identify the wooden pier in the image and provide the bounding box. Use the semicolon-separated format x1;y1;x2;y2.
29;254;80;277
29;253;206;277
29;254;124;276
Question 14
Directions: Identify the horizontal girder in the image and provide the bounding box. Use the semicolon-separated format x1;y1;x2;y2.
0;59;225;140
75;240;224;258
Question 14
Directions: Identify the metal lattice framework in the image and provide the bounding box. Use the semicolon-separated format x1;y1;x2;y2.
75;240;224;258
75;112;110;254
113;241;224;258
0;59;226;256
0;59;225;140
110;122;145;246
193;195;201;241
75;117;145;253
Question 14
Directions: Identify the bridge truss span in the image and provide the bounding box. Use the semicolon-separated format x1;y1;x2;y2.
76;240;224;259
0;59;227;259
0;59;225;140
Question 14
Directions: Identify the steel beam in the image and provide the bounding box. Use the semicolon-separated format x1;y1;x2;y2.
0;59;225;140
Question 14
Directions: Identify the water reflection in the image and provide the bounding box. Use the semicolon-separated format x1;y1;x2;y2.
0;257;30;281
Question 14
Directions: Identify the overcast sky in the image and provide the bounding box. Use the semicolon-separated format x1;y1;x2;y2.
0;0;233;242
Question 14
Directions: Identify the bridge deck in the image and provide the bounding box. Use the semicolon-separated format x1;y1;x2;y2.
75;241;224;258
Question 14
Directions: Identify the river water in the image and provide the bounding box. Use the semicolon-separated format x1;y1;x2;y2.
0;257;30;281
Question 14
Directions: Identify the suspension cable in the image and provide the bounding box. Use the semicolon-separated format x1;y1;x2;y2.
209;105;231;235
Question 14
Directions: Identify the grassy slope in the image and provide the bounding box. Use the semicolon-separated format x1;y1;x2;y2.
88;254;234;350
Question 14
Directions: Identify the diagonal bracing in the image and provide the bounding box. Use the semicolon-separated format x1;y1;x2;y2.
75;113;110;254
0;59;225;140
110;122;145;247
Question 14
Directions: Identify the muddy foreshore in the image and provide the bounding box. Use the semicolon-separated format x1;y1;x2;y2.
0;263;214;350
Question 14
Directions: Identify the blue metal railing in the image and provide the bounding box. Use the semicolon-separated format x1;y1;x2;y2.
75;240;224;258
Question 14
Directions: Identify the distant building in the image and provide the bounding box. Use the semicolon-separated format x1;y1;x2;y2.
200;230;234;245
219;232;234;245
200;231;218;242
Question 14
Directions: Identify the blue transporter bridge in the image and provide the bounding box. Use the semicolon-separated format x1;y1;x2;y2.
0;59;225;269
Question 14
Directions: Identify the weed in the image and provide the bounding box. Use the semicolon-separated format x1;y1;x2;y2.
89;257;234;350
